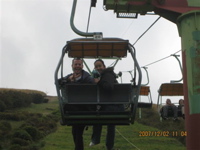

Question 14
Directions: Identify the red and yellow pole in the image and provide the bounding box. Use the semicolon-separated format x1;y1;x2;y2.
177;11;200;150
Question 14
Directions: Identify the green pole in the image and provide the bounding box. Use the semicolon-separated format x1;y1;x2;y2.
177;10;200;149
177;11;200;114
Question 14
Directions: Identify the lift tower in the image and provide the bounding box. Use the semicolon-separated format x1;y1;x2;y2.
103;0;200;149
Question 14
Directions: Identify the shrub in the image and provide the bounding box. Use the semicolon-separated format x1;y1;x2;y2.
0;112;27;121
13;130;32;141
11;138;30;146
22;126;42;141
0;121;12;135
43;98;49;103
0;88;47;110
0;100;6;112
32;94;45;104
9;144;22;150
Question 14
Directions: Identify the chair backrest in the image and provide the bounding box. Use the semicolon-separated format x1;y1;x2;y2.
61;84;132;104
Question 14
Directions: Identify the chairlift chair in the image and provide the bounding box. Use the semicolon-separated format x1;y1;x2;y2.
138;85;152;108
157;83;184;118
54;38;142;126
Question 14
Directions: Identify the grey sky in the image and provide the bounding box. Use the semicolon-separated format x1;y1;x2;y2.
1;0;183;104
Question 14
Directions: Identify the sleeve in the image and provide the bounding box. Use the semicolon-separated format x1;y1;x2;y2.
98;72;115;91
85;75;95;83
58;74;73;85
82;71;95;83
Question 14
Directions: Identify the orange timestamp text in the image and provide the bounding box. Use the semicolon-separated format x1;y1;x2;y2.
139;131;187;137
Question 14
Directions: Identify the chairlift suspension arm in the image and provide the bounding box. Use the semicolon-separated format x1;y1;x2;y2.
141;67;149;86
70;0;102;38
170;54;183;83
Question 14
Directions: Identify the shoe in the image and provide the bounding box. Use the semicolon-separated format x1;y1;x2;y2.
173;117;178;121
163;117;169;120
89;142;95;147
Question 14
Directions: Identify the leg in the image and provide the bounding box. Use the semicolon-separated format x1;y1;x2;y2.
106;125;115;150
91;125;102;145
182;106;185;115
172;105;178;118
162;106;168;118
72;125;85;150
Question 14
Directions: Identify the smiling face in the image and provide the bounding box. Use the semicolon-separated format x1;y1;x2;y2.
94;60;106;74
72;59;83;75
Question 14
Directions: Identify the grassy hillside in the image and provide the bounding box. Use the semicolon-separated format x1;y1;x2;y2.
42;121;186;150
41;99;186;150
0;88;58;150
0;88;186;150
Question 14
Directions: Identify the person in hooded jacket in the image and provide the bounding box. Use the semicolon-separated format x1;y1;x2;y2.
60;58;94;150
89;59;124;150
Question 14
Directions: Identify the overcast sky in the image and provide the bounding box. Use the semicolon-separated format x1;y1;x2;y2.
1;0;183;104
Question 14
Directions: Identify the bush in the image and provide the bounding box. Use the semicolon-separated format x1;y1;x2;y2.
0;88;47;110
11;138;30;146
32;94;45;104
0;112;27;121
43;98;49;103
0;100;6;112
13;130;32;141
22;126;42;141
9;144;22;150
24;114;57;137
0;121;12;136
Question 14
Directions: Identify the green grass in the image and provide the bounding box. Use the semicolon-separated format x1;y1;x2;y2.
41;121;186;150
3;94;186;150
16;96;59;115
39;98;186;150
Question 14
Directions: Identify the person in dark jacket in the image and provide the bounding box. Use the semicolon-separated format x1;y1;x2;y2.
160;99;178;121
62;58;94;150
90;59;123;150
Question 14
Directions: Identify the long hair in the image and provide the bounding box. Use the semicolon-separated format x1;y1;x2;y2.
94;59;106;68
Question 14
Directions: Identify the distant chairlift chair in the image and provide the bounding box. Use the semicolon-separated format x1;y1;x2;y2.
157;83;184;120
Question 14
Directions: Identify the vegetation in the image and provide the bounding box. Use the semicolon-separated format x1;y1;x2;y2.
41;106;186;150
0;88;186;150
136;106;186;145
0;88;48;112
0;88;58;150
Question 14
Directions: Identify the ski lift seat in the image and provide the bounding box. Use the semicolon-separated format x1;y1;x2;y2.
157;83;184;119
60;83;133;125
55;37;142;126
138;86;152;108
158;83;183;96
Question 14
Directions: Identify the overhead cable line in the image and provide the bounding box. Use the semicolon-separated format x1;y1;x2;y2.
141;50;182;67
133;16;161;46
120;50;181;74
121;20;134;37
116;128;141;150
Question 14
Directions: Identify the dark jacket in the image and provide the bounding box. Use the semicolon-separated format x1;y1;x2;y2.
59;70;94;86
64;70;94;84
98;67;124;111
98;67;117;91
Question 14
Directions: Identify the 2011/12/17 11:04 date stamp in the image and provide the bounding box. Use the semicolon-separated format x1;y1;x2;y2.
139;131;187;137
